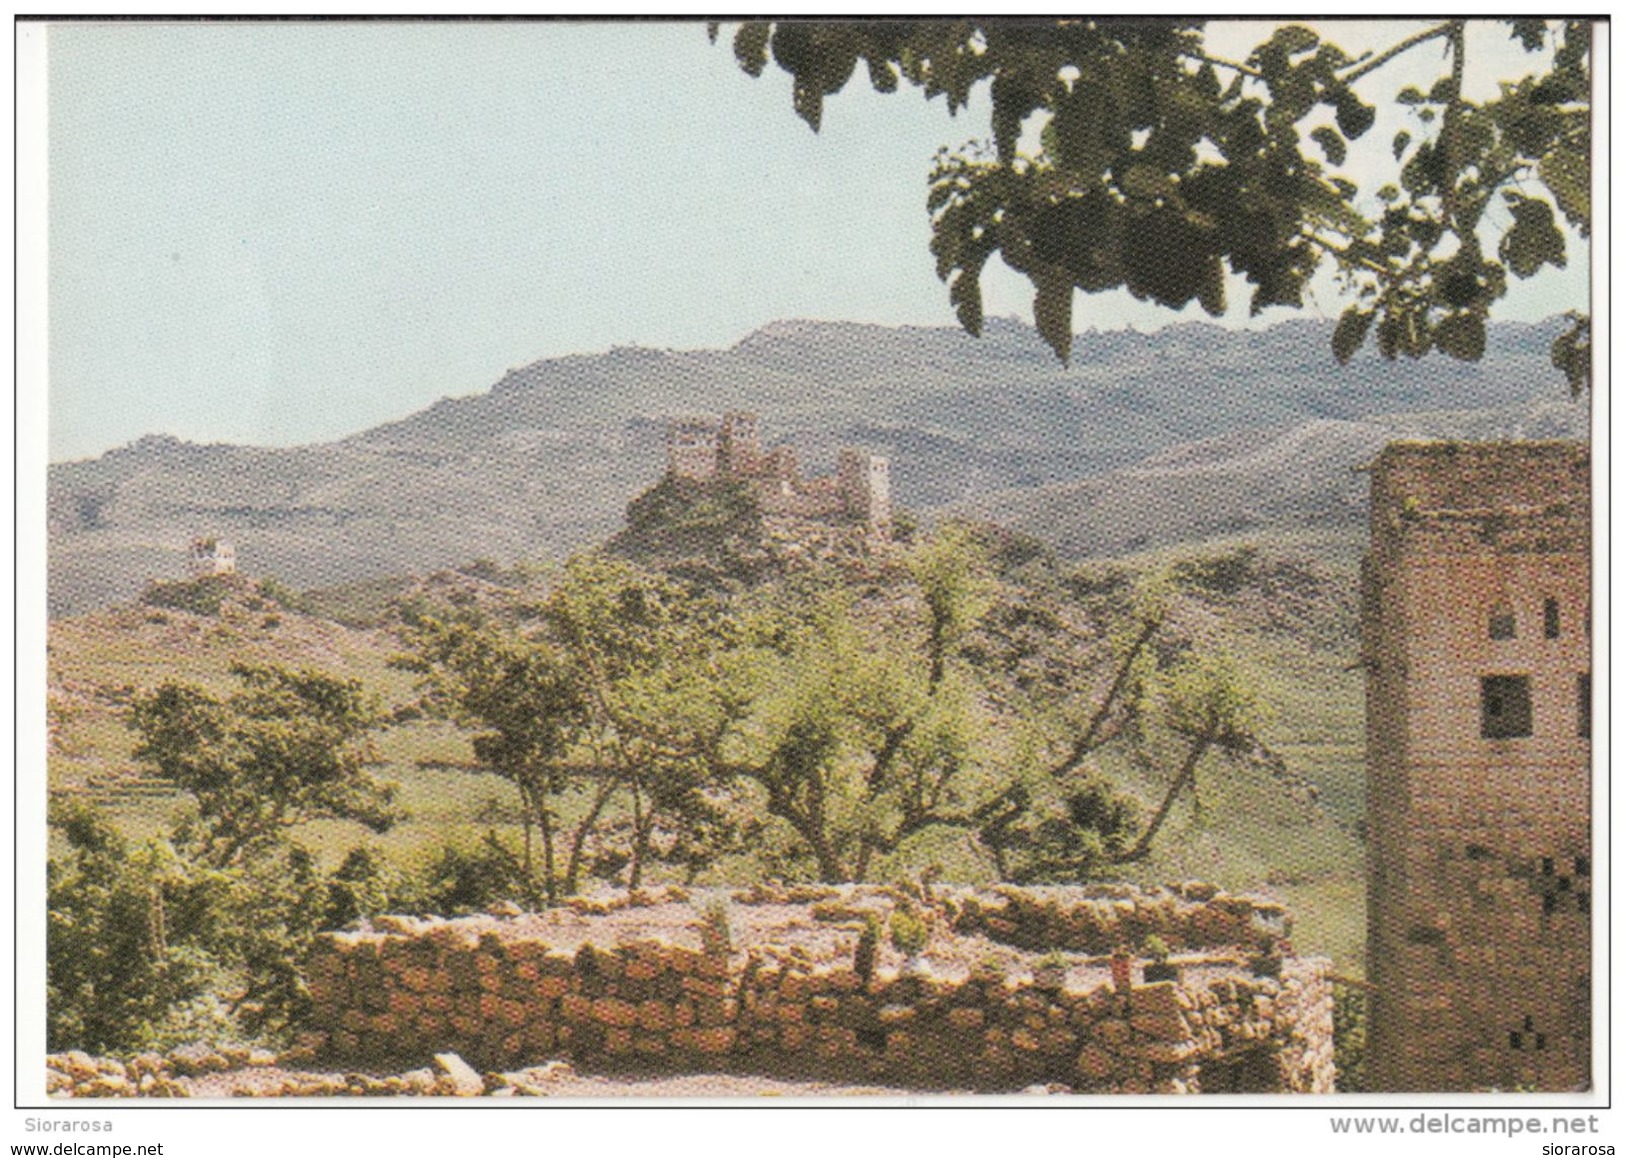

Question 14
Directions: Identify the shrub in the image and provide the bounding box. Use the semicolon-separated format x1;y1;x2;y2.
320;847;398;930
257;575;312;615
854;913;881;981
46;800;379;1054
699;897;733;958
1142;934;1170;963
47;802;227;1053
1171;546;1261;595
889;906;929;957
412;835;530;916
1333;986;1369;1092
141;575;240;617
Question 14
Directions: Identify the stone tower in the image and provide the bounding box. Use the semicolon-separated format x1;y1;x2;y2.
666;418;719;481
837;448;891;536
189;536;236;578
1362;441;1591;1091
719;411;763;476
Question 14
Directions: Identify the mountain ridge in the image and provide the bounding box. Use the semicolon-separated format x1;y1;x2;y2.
48;315;1587;616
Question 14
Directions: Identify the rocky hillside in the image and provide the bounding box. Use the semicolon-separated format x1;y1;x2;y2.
966;391;1588;560
48;315;1585;616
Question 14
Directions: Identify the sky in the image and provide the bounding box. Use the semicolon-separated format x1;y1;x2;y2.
39;19;1592;462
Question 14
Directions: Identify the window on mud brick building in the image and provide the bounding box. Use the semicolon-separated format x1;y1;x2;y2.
1578;673;1591;739
1545;598;1561;639
1481;675;1533;739
1489;604;1517;640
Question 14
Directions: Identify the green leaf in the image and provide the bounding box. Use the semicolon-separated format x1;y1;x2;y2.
1254;43;1289;83
1332;306;1373;364
1272;25;1320;56
1121;165;1173;200
1333;91;1375;139
733;22;771;78
1550;314;1590;397
864;54;899;94
1499;196;1566;277
1051;86;1114;182
1310;127;1346;166
1540;144;1591;234
1434;313;1486;362
1396;86;1427;105
1032;268;1074;365
991;71;1038;163
950;269;984;337
793;80;824;132
1510;20;1547;52
1376;313;1400;360
1428;76;1458;104
1196;257;1226;318
1392;130;1411;160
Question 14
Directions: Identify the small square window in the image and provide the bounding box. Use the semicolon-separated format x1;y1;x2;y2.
1482;675;1533;739
1489;610;1517;640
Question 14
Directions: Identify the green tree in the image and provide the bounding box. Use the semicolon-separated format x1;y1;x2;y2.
968;571;1165;881
129;664;401;870
55;667;406;1053
1112;650;1271;863
397;604;587;905
722;531;1005;882
401;556;751;899
537;555;748;888
47;802;223;1052
720;19;1590;393
47;800;382;1051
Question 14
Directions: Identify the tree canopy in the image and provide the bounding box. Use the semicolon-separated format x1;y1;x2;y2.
129;664;400;869
718;19;1591;394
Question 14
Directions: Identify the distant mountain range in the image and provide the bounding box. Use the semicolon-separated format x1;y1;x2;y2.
47;316;1588;616
963;391;1587;561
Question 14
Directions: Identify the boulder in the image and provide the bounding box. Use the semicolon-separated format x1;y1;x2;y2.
432;1052;485;1097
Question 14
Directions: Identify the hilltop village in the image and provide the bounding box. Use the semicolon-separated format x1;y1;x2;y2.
663;411;892;539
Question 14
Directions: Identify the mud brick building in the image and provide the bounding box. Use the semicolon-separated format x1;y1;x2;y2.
665;412;891;538
1362;441;1591;1091
188;536;236;578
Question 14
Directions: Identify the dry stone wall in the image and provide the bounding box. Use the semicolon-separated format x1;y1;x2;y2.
302;885;1333;1094
948;882;1290;953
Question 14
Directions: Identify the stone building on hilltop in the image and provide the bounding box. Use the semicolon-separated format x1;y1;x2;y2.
664;411;891;538
1361;441;1591;1091
188;536;236;578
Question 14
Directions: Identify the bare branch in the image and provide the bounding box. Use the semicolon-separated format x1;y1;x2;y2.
1181;49;1262;79
1339;21;1456;85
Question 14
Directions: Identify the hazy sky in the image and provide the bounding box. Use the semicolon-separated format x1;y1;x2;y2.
42;19;1590;462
